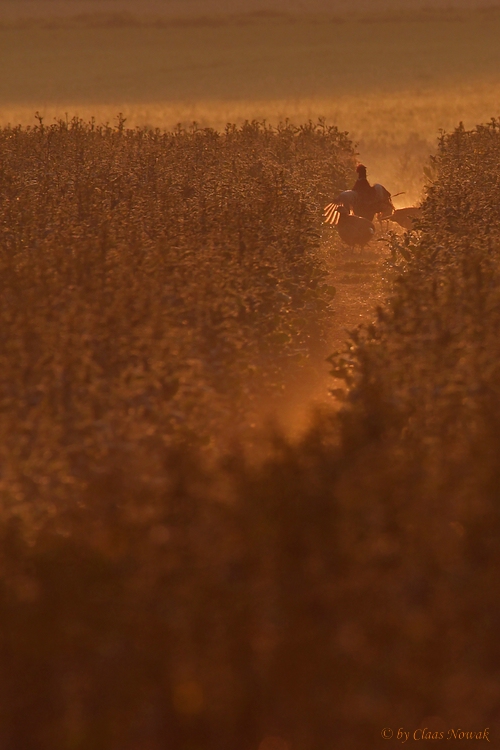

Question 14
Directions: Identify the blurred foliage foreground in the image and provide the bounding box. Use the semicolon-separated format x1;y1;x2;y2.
2;119;500;749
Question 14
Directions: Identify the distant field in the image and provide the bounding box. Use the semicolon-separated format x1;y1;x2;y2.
2;11;500;101
0;0;498;20
1;9;500;201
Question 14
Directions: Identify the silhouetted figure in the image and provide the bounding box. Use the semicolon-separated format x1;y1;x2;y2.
325;164;394;222
352;164;374;197
324;205;375;249
387;206;422;230
350;164;378;219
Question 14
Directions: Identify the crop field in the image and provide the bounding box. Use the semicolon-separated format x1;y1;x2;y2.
1;5;500;202
2;117;500;747
2;3;500;749
0;118;355;506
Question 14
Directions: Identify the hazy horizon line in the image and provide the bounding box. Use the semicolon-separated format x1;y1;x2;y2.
1;4;500;29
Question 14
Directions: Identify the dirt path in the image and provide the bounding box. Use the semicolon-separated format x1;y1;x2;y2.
266;231;393;439
231;226;396;453
323;234;391;352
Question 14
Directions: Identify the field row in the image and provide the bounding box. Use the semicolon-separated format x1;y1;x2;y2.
2;118;500;750
0;117;353;510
